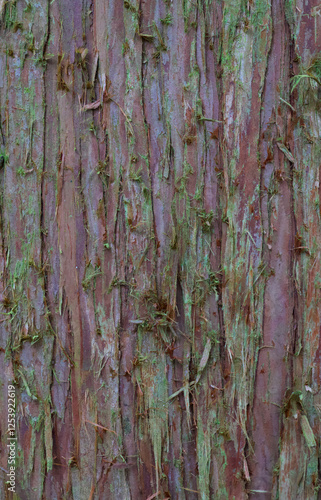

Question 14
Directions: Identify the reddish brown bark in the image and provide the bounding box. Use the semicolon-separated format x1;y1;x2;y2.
0;0;321;499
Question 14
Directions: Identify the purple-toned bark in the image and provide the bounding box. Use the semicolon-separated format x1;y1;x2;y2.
0;1;320;499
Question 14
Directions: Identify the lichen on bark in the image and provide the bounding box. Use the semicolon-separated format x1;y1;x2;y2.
0;1;321;499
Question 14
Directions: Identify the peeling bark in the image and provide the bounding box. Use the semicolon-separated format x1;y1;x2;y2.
0;0;321;499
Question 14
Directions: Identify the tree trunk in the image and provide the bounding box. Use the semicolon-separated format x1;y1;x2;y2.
0;0;321;498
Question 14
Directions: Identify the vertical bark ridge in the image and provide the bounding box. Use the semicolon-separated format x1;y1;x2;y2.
0;1;321;499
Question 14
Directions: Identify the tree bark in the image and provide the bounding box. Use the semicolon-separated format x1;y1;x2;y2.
0;0;321;498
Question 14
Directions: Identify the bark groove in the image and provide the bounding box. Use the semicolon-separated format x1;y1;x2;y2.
0;0;321;499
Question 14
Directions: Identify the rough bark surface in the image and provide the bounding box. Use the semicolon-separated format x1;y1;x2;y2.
0;0;321;499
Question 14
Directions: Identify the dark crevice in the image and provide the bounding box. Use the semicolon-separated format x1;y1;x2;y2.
40;5;56;478
287;19;300;382
140;7;158;300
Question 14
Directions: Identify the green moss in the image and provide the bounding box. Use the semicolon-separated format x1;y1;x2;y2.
285;0;296;35
197;419;211;499
161;13;173;25
252;0;269;30
5;1;17;30
0;147;9;167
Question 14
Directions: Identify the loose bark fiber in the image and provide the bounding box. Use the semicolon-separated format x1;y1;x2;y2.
0;0;320;499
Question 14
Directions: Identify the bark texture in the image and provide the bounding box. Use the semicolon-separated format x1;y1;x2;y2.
0;0;321;498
